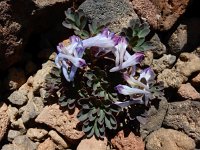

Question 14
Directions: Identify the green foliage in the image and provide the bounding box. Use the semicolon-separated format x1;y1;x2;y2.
77;98;120;138
63;8;105;39
122;19;154;52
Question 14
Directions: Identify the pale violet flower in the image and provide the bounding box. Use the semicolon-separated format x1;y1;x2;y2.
110;52;144;72
82;28;117;48
55;36;86;82
115;67;155;107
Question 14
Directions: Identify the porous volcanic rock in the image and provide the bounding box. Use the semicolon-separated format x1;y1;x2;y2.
111;129;144;150
79;0;138;33
146;128;196;150
35;104;84;143
37;138;56;150
163;100;200;142
0;103;9;142
77;136;108;150
178;83;200;100
131;0;191;30
140;98;168;139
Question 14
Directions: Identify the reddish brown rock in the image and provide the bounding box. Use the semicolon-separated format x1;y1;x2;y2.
192;72;200;86
77;136;108;150
37;138;56;150
111;129;144;150
178;83;200;100
0;103;9;142
131;0;191;30
35;104;84;143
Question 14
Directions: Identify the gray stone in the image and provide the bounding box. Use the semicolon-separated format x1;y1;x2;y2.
26;128;48;142
146;128;196;150
79;0;138;33
7;130;21;142
168;24;187;54
8;91;28;106
163;100;200;142
150;34;166;57
2;135;37;150
140;98;168;139
19;97;44;123
7;105;25;129
152;54;176;73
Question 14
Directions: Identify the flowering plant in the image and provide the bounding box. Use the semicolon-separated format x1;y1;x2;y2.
55;8;164;139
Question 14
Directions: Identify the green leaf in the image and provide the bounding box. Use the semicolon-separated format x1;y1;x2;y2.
87;127;94;138
105;116;112;129
98;110;105;124
77;111;88;121
94;122;100;137
138;28;150;38
136;38;145;47
83;124;92;133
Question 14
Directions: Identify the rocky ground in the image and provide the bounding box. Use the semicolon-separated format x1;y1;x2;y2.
0;0;200;149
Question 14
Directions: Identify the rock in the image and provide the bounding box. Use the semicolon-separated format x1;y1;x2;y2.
2;135;37;150
7;130;21;142
146;128;196;150
26;128;48;142
35;104;84;143
111;129;144;150
163;100;200;142
157;69;187;88
191;72;200;86
178;83;200;100
132;0;191;30
7;105;25;129
141;51;153;67
8;90;28;106
77;136;108;150
150;34;167;57
3;68;26;91
37;138;56;150
168;24;187;54
131;0;158;29
19;97;44;123
0;0;72;71
32;0;67;8
0;103;9;142
152;54;176;73
140;98;168;139
48;130;70;149
79;0;138;33
175;52;200;77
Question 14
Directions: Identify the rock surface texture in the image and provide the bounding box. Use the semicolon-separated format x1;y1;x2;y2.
77;136;108;150
131;0;191;30
79;0;138;33
0;103;9;142
163;100;200;142
35;104;84;143
111;129;145;150
146;128;196;150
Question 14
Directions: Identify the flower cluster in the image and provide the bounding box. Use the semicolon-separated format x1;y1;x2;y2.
55;28;144;81
55;28;157;109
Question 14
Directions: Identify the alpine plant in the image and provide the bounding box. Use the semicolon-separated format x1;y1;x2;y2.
55;8;164;138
